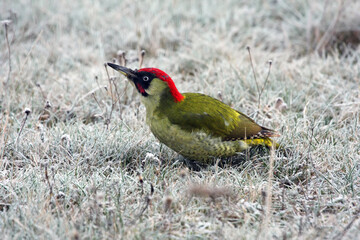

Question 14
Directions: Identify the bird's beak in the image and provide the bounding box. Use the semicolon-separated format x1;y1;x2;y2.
107;63;136;78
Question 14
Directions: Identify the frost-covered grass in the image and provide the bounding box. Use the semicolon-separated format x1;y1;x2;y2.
1;0;360;239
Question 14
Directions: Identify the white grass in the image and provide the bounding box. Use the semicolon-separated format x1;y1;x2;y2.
1;0;360;239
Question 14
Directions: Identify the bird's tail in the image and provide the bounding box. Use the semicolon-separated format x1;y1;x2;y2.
244;137;279;149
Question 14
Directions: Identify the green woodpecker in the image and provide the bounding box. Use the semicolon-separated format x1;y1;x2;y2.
107;63;279;162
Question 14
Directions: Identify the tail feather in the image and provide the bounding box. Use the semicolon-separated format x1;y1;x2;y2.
260;126;280;137
250;127;280;139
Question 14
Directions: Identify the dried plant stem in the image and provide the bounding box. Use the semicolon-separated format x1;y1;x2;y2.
44;163;53;198
104;63;116;130
117;51;126;66
104;63;113;101
258;60;272;105
305;125;315;194
247;48;273;109
136;183;154;219
112;81;122;119
334;209;360;240
4;21;11;85
20;30;43;74
16;110;31;144
35;83;47;102
92;93;102;110
246;46;260;105
139;50;146;68
0;112;10;167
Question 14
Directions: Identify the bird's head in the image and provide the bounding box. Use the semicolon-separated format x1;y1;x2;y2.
107;63;184;102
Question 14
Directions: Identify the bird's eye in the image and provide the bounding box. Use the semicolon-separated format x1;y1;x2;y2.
143;76;149;81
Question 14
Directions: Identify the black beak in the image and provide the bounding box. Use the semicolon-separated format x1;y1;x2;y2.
107;63;136;78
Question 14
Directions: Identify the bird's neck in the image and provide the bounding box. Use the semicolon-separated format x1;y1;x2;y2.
141;90;177;117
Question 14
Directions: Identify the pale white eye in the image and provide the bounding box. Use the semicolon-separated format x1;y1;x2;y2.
143;76;149;81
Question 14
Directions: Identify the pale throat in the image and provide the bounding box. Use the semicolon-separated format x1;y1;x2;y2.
140;94;160;114
140;79;169;113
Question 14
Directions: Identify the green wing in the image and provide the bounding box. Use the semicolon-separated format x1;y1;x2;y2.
160;93;273;140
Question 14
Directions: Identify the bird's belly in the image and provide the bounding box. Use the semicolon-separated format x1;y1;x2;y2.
148;117;248;161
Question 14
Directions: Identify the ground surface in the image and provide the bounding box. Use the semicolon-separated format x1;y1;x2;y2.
1;0;360;239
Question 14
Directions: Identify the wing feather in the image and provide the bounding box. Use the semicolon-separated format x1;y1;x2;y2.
161;93;277;140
